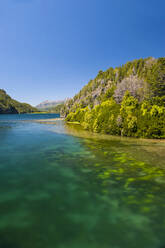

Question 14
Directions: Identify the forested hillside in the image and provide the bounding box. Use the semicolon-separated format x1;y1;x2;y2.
0;89;37;114
63;57;165;138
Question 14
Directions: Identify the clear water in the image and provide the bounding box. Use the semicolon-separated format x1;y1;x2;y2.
0;114;165;248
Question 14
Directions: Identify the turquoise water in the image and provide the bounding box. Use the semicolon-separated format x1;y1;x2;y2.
0;114;165;248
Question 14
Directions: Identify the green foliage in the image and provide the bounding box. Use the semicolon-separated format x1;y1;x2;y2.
67;99;121;135
66;92;165;139
137;101;165;138
0;89;37;114
66;108;87;123
101;86;116;102
144;58;165;97
64;57;165;139
120;92;139;136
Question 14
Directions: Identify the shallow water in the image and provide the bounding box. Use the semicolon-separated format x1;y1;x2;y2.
0;114;165;248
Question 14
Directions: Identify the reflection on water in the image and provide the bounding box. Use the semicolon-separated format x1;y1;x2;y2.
0;115;165;248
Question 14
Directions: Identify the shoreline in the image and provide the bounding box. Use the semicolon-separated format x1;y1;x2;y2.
34;118;64;122
65;121;165;143
29;117;165;143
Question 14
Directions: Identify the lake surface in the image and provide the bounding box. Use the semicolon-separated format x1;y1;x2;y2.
0;114;165;248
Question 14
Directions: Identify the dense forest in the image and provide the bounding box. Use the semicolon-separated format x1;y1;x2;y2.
63;57;165;138
0;89;37;114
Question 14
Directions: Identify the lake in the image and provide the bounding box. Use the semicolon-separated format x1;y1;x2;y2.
0;114;165;248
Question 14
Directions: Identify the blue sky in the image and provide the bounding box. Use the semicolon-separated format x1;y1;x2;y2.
0;0;164;106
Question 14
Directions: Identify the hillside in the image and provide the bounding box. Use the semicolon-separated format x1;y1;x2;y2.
47;103;65;113
36;100;64;111
0;89;38;114
63;57;165;138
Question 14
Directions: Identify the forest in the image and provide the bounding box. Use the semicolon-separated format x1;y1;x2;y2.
0;89;37;114
64;57;165;138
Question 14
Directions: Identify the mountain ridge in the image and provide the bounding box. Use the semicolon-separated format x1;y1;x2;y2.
36;100;64;110
0;89;38;114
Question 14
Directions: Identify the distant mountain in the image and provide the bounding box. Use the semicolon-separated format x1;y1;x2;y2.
36;100;64;110
0;89;37;114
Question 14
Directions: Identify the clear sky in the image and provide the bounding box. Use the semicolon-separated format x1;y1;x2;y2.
0;0;164;106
